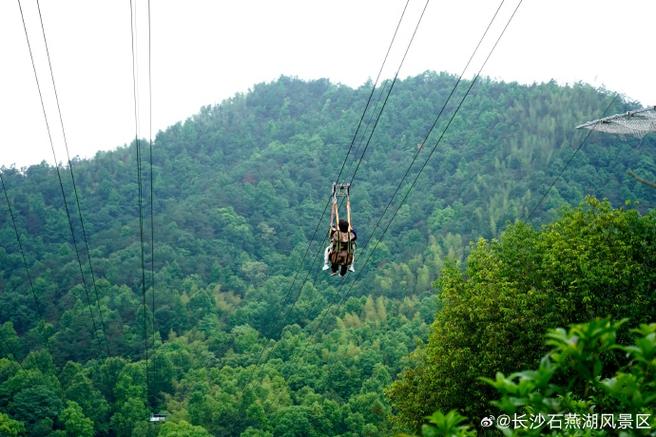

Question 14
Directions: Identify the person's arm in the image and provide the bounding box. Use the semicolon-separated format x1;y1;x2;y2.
328;199;337;240
346;194;352;232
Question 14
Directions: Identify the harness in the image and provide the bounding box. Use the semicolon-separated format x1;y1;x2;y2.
330;228;355;266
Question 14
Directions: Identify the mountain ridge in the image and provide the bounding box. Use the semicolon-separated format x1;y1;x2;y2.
0;72;654;435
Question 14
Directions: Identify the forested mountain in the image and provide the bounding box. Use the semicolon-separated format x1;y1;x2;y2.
0;73;655;436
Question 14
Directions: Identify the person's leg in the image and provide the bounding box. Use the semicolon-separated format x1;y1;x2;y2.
340;264;348;276
348;256;355;272
323;245;331;270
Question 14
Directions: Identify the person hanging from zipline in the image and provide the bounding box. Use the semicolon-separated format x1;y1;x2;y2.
323;183;356;276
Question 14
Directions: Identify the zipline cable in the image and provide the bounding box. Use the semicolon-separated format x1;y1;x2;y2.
349;80;392;168
296;0;430;296
313;0;525;334
129;0;151;408
257;0;438;367
302;0;508;340
17;0;105;352
326;0;507;305
0;173;41;316
339;0;413;187
354;0;506;252
269;0;414;335
1;172;71;359
280;0;497;340
35;0;112;356
147;0;159;404
348;0;430;185
271;0;430;342
526;94;619;221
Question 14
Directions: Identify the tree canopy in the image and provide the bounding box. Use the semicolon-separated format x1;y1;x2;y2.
388;198;656;430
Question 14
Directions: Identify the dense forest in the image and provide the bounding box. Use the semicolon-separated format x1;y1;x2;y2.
1;73;655;436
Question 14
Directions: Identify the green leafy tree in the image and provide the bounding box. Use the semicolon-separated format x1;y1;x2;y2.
419;319;656;436
484;320;656;434
60;400;94;437
22;350;55;375
389;199;656;429
272;406;315;436
9;385;62;433
0;322;21;359
0;412;25;437
63;370;110;433
419;411;476;437
110;396;148;437
158;420;212;437
89;356;128;405
0;367;62;435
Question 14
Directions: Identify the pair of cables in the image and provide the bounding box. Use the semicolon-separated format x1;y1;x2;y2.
262;0;430;354
15;0;111;356
129;0;157;409
258;0;524;365
318;0;524;330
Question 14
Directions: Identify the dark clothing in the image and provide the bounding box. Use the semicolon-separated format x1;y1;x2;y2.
329;227;357;242
331;263;348;276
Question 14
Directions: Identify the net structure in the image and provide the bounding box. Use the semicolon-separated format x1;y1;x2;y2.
576;106;656;137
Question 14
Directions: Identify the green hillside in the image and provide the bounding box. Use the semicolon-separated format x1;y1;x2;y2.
0;73;654;435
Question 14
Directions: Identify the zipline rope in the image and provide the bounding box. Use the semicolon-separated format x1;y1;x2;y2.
325;0;509;311
35;0;112;356
273;0;431;339
526;94;620;221
17;0;107;354
129;0;151;409
312;0;525;336
270;0;416;336
282;0;432;320
348;0;431;186
147;0;157;363
0;172;41;316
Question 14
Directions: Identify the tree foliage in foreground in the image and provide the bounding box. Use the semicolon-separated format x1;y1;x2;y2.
388;198;656;430
419;319;656;436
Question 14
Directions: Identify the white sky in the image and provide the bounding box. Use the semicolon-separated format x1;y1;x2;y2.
1;0;655;168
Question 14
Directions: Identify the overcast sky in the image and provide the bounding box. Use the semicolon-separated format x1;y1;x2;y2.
1;0;655;168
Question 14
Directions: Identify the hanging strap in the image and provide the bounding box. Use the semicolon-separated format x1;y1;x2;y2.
329;194;336;239
346;187;353;253
346;186;352;232
334;195;341;253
